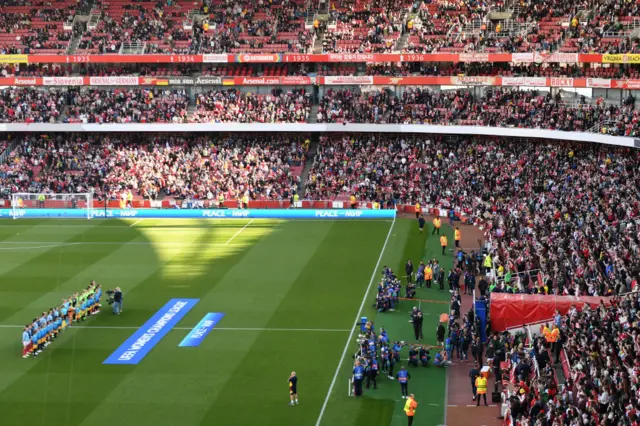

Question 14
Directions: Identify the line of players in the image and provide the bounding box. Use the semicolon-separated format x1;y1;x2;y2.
353;320;447;398
21;281;103;358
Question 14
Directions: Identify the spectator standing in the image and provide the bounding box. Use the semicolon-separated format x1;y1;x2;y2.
410;307;423;340
478;279;488;298
469;363;480;401
464;271;475;296
405;260;413;283
436;322;445;346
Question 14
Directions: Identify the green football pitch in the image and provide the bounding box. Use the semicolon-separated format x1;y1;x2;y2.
0;217;454;426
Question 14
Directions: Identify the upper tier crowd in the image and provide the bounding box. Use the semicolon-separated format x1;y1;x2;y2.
4;0;640;54
2;86;640;136
304;134;639;297
191;88;311;123
0;87;312;124
317;88;640;136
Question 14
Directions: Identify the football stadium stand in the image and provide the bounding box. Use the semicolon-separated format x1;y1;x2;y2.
1;2;640;424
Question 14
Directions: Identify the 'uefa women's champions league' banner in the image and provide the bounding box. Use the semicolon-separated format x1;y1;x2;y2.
0;208;396;220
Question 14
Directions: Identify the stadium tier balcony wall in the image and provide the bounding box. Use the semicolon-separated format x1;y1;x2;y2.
0;123;637;149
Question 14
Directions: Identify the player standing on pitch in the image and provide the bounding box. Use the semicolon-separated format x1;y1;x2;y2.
288;371;298;405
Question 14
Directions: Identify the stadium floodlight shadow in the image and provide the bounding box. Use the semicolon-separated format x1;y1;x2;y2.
0;217;275;426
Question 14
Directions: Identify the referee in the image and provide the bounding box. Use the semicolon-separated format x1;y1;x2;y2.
288;371;298;405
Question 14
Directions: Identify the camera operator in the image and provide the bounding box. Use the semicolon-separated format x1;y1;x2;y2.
419;347;431;366
405;281;416;299
112;287;122;315
408;346;419;367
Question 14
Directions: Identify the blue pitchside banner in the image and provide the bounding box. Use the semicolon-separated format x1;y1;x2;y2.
0;208;396;220
103;298;199;365
178;313;225;347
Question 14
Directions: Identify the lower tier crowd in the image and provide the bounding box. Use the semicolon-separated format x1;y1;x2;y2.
0;133;637;301
506;294;640;426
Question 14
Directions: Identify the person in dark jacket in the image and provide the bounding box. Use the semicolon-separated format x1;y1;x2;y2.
410;307;423;340
405;260;414;283
436;323;445;346
469;363;480;401
478;279;488;297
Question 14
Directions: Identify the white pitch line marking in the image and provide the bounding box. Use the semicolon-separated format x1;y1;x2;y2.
224;219;254;245
315;217;396;426
0;243;79;251
129;219;144;227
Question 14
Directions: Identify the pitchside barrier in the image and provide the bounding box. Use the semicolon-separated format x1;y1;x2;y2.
0;208;396;220
3;197;470;220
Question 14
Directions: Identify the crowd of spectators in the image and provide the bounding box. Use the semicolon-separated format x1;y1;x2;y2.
2;86;640;134
317;87;640;137
191;0;313;54
0;134;308;201
323;0;405;54
0;0;76;54
64;88;189;123
0;136;102;196
8;0;640;54
190;88;311;123
363;63;640;79
317;88;393;123
0;88;68;123
305;135;640;296
508;295;640;425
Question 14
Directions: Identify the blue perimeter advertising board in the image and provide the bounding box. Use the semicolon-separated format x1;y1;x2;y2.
0;208;396;219
103;298;199;365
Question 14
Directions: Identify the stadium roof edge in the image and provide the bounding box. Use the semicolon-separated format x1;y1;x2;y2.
0;124;635;148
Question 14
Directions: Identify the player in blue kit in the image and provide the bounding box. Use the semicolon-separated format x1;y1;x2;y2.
22;327;31;358
21;281;103;358
30;329;39;357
